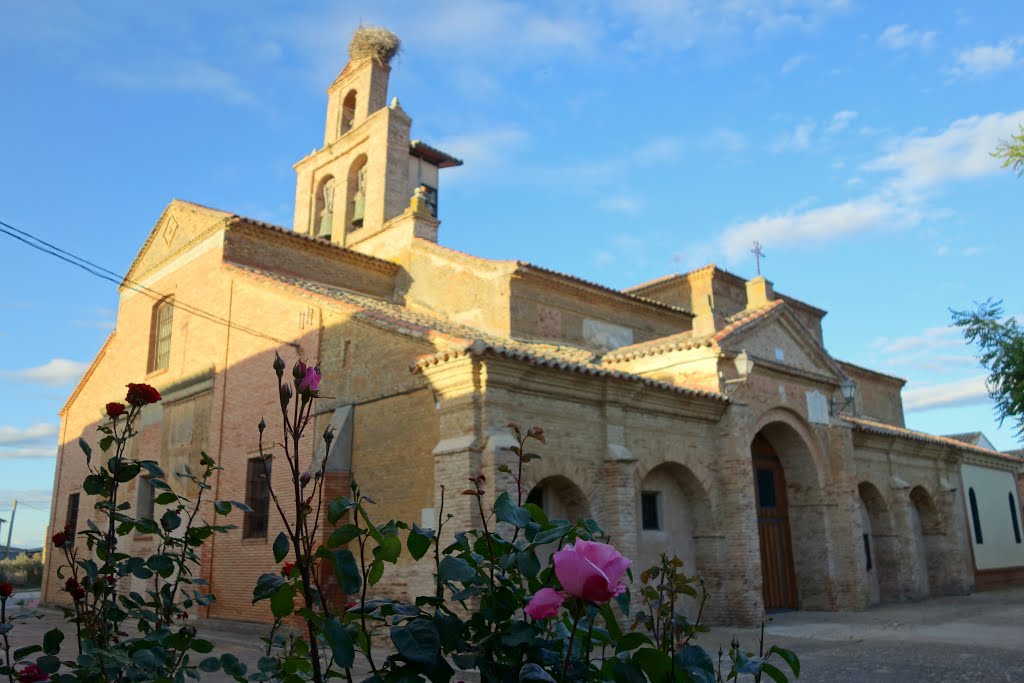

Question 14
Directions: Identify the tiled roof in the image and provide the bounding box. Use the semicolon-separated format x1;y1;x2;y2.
409;140;463;168
1004;449;1024;460
414;340;728;403
943;432;985;446
602;300;784;363
845;417;1023;463
836;359;907;385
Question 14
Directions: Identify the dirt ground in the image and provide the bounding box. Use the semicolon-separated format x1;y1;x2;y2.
6;587;1024;681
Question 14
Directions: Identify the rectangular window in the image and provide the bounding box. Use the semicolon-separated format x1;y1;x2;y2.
243;457;271;539
862;533;873;571
641;491;660;530
65;493;80;546
756;469;777;508
137;477;155;522
149;299;174;372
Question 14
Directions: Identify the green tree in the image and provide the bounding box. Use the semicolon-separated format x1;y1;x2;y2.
994;124;1024;176
951;299;1024;437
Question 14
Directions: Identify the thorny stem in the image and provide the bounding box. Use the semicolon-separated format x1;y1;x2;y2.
561;604;585;682
353;501;380;677
434;486;446;601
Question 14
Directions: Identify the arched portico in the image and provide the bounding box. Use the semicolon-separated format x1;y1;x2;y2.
750;410;835;611
908;485;948;598
524;475;589;521
857;481;900;604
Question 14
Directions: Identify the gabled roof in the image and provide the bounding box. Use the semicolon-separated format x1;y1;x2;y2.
837;359;907;386
847;417;1023;463
409;140;463;168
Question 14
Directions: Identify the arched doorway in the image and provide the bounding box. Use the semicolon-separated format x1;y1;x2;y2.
857;482;899;604
752;434;798;609
909;486;946;598
636;463;715;580
750;418;833;611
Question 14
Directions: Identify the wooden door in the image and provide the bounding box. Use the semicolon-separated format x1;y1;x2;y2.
752;436;798;610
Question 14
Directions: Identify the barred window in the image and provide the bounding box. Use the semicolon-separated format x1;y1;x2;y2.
65;493;80;546
243;457;271;539
149;299;174;372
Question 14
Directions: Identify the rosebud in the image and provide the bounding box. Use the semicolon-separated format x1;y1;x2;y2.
65;577;86;601
527;426;546;444
258;418;266;433
292;359;307;382
279;383;293;409
0;582;12;599
273;352;286;379
323;427;335;447
106;402;127;419
298;366;322;397
51;528;69;548
281;562;296;576
300;471;311;488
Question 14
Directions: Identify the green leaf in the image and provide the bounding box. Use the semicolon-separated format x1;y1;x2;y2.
615;632;651;654
198;657;221;673
271;583;295;617
373;534;402;564
154;491;178;505
327;523;361;548
327;497;354;525
676;645;716;683
391;619;440;667
115;462;140;482
633;648;672;681
523;502;549;527
220;654;247;677
42;628;64;655
83;474;106;496
273;531;290;563
407;523;432;561
759;662;790;683
146;553;175;578
612;661;645;683
438;556;476;583
36;655;61;674
190;639;214;654
332;549;362;595
516;550;541;579
160;509;181;532
768;645;800;677
78;437;92;466
99;434;115;452
519;663;556;681
228;499;252;512
494;491;532;528
252;573;286;603
12;645;41;661
323;619;355;669
213;500;231;515
368;558;385;586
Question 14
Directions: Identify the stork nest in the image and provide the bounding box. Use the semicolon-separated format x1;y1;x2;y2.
348;26;400;65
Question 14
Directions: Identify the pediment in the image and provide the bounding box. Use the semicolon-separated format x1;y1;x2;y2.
122;200;232;289
719;305;844;382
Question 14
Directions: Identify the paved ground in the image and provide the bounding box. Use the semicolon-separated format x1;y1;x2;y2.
6;587;1024;681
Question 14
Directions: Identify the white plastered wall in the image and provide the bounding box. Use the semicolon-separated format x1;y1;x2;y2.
960;463;1024;570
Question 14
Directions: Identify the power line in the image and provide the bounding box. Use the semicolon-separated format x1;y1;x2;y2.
0;219;297;348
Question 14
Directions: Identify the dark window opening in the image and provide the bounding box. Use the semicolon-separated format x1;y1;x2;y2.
65;493;80;546
862;533;872;571
969;487;983;544
756;469;776;508
1010;493;1022;544
339;90;356;135
243;457;271;539
641;491;660;530
526;487;543;510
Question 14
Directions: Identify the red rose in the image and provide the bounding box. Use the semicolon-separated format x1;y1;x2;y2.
125;383;161;406
0;582;13;598
281;562;295;576
51;530;67;548
65;577;86;601
16;663;49;683
106;402;126;418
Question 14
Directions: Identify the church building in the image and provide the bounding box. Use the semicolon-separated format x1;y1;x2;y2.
44;28;1024;625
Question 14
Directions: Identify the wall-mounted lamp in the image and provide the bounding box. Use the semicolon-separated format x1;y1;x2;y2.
720;350;755;397
830;378;857;416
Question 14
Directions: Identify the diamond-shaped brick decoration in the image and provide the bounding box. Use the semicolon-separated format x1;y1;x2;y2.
162;215;180;245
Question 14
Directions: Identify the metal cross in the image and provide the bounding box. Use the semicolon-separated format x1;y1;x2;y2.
751;241;766;275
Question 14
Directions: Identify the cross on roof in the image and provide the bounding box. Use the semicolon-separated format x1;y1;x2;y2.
751;241;765;276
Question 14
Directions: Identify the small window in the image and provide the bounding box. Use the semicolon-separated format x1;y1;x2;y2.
148;299;174;372
862;533;872;571
526;486;543;510
1010;493;1022;544
243;457;272;539
65;493;80;546
641;491;660;530
339;90;356;135
137;476;155;522
756;469;776;508
969;487;983;544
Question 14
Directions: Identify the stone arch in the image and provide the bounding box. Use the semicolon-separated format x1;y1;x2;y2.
345;154;368;232
908;485;947;598
339;89;356;135
636;462;717;593
313;175;336;238
857;481;899;604
750;411;834;611
524;475;589;521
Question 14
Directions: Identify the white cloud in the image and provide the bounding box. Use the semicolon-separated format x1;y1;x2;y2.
597;196;641;214
1;358;89;386
771;119;815;152
633;137;685;164
707;127;747;153
780;54;807;74
903;374;990;412
948;40;1020;78
435;125;530;177
864;110;1024;192
878;24;937;51
826;110;858;134
94;60;254;105
719;193;920;260
0;446;56;459
871;325;962;355
0;489;51;508
0;423;58;446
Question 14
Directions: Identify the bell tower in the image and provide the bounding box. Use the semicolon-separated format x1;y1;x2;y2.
292;27;462;256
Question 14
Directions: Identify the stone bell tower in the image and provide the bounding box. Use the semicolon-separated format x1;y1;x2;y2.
292;27;462;256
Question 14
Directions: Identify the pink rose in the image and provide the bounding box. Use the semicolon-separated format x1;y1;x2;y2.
524;587;565;619
553;540;631;604
298;366;322;395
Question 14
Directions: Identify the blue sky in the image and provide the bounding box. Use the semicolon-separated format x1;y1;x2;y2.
2;1;1023;547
